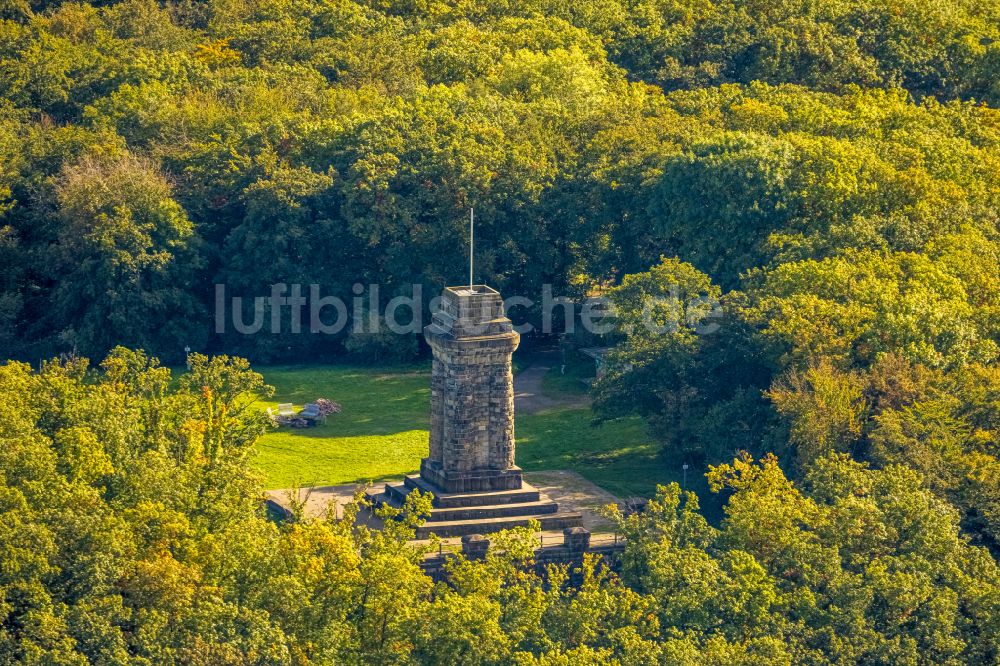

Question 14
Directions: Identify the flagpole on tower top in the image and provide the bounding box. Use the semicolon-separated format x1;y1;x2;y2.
469;207;474;291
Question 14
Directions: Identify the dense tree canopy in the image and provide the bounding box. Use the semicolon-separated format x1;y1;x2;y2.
0;0;998;362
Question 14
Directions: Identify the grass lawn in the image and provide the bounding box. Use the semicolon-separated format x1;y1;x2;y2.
254;364;431;488
540;350;595;399
253;361;714;511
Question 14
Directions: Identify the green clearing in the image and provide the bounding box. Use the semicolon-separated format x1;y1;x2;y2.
253;362;704;503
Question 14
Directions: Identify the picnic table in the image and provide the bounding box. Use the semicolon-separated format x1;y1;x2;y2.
269;399;338;428
298;403;325;425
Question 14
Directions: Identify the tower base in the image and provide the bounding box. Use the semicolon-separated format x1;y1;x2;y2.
419;458;524;493
367;474;583;539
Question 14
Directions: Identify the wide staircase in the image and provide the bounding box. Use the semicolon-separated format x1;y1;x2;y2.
367;474;582;539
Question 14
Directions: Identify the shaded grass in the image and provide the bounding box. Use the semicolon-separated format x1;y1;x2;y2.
518;409;722;523
540;350;594;398
517;409;662;497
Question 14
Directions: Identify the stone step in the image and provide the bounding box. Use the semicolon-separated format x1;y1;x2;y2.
383;482;410;506
379;483;560;521
401;475;541;507
366;488;583;538
415;511;583;539
365;490;394;508
425;499;559;522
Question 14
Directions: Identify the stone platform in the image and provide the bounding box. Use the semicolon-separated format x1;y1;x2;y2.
367;474;582;538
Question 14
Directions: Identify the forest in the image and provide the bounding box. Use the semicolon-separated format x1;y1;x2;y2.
1;0;1000;663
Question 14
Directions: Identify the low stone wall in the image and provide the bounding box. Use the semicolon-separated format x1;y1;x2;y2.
421;527;626;582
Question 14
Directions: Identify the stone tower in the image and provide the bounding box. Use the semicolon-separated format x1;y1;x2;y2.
421;285;522;492
369;284;581;538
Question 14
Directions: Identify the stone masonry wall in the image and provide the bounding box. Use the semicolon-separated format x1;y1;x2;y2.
422;286;520;492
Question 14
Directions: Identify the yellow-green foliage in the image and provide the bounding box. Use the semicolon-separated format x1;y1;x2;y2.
3;349;998;663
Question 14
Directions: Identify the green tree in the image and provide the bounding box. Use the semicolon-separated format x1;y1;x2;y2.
46;153;204;358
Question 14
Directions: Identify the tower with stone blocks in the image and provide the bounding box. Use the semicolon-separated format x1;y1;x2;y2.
421;285;521;493
368;285;581;538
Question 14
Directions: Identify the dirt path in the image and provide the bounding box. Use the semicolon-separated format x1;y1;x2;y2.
514;360;591;414
523;470;620;532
